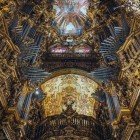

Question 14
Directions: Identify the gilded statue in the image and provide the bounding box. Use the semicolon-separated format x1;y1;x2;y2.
2;58;18;79
22;81;35;96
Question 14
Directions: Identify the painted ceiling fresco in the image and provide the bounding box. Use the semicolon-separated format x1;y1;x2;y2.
53;0;89;35
41;74;98;117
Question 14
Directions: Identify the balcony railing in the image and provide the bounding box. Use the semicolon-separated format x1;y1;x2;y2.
43;52;98;60
32;106;105;140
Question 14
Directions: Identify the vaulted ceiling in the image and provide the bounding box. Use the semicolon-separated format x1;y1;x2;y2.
0;0;139;140
41;74;98;117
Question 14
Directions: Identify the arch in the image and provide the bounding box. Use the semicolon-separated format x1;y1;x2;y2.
40;68;100;86
39;68;102;118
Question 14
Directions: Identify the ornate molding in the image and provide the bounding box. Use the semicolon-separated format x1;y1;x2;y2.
121;122;136;140
7;107;20;121
130;89;140;112
112;107;131;124
2;122;16;140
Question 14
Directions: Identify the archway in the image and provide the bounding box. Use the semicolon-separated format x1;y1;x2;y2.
40;69;101;118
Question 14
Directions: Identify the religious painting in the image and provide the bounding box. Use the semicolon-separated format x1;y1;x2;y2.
41;74;98;117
